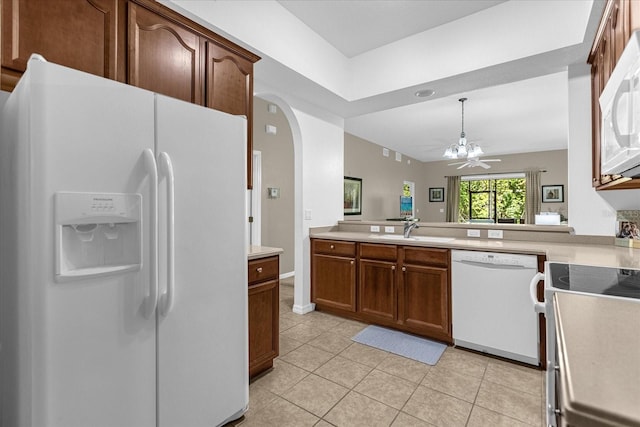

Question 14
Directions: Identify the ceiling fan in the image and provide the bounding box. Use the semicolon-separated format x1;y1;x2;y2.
448;157;501;169
443;98;501;168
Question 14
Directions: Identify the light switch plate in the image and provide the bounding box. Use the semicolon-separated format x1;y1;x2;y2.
467;229;481;237
370;225;380;232
488;229;503;239
384;226;395;233
304;209;312;220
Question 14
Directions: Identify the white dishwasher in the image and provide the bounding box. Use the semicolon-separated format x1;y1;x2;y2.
451;250;539;365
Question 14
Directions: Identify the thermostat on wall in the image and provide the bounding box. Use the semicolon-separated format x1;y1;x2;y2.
268;187;280;198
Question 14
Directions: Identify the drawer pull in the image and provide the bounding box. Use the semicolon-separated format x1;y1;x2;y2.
330;244;335;249
402;266;406;272
350;260;354;265
256;267;263;273
391;265;396;271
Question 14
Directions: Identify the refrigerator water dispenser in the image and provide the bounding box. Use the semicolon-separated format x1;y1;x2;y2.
55;192;142;281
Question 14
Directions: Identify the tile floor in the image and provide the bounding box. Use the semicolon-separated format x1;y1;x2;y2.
238;279;546;427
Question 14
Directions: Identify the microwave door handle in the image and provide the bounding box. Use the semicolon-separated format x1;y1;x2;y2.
612;78;631;148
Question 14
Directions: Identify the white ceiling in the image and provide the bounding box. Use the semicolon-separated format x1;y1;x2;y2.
277;1;507;58
166;0;606;163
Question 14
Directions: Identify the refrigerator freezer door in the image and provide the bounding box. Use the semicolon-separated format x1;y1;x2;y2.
155;94;249;426
0;59;157;427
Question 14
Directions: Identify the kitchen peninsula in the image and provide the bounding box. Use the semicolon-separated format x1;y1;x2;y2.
311;221;640;268
310;220;639;351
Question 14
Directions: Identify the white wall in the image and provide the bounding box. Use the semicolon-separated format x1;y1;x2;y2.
567;64;640;235
255;91;344;315
296;109;344;314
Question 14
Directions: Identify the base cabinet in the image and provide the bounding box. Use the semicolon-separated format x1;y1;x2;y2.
399;263;449;339
358;243;398;322
359;259;396;321
248;255;279;378
311;239;357;312
311;238;452;343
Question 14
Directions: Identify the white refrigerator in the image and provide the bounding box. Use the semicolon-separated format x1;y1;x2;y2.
0;56;249;427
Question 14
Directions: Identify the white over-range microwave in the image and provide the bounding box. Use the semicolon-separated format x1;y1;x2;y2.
600;31;640;178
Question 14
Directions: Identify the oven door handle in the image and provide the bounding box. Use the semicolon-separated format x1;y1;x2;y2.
529;272;546;314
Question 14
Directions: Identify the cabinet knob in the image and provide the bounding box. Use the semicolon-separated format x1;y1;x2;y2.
330;244;335;249
256;267;263;273
391;265;396;271
350;260;354;265
402;266;406;272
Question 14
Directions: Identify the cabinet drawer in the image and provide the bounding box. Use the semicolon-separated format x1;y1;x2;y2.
403;247;449;267
359;243;397;261
312;239;356;257
248;256;279;284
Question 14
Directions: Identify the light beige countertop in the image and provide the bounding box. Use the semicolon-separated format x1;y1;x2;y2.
554;292;640;426
248;245;283;260
309;229;640;269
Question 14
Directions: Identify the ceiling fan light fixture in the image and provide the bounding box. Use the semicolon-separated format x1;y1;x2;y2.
444;97;486;161
443;146;457;159
468;143;483;158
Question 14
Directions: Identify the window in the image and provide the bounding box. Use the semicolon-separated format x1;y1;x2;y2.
458;174;526;223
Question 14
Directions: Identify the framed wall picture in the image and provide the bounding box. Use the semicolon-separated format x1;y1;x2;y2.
542;185;564;203
429;187;444;202
344;176;362;215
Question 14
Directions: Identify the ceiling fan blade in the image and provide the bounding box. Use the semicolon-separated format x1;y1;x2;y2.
457;163;469;169
478;162;491;169
483;159;501;162
448;161;465;166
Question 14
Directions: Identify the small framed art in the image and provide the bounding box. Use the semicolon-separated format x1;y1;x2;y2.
542;185;564;203
344;176;362;215
429;187;444;202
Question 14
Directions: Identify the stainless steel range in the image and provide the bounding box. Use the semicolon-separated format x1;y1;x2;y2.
531;262;640;427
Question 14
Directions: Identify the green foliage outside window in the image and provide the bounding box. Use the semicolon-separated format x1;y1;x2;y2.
458;178;525;223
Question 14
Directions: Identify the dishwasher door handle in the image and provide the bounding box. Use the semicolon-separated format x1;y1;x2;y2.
529;272;546;314
455;259;533;270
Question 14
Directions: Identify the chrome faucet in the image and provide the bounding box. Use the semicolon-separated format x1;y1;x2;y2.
403;220;420;238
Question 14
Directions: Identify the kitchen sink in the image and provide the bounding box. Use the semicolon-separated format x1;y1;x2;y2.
371;234;455;243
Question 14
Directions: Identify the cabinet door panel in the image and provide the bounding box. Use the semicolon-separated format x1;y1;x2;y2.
312;254;356;312
400;264;449;335
205;42;253;188
2;0;121;79
128;2;203;104
248;278;279;376
206;43;251;115
359;259;396;321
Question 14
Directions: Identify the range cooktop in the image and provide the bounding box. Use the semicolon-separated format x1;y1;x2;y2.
549;263;640;300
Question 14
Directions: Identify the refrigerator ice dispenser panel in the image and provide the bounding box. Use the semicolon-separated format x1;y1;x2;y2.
55;192;142;281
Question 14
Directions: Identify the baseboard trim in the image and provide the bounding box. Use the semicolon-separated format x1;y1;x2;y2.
292;303;315;315
280;271;294;280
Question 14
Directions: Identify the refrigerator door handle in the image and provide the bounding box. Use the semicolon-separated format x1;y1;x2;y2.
143;148;159;318
158;151;175;316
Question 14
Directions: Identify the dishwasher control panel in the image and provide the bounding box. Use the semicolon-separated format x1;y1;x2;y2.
451;250;538;268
